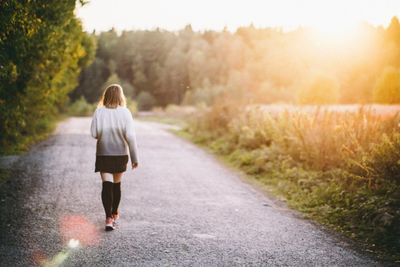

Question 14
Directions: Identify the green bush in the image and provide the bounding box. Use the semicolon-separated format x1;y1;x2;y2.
67;96;96;116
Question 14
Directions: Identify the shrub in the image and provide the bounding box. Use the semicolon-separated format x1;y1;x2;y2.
67;96;96;116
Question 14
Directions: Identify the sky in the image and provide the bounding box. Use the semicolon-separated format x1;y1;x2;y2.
74;0;400;33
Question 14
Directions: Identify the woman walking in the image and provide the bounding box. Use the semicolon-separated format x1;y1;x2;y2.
90;84;139;231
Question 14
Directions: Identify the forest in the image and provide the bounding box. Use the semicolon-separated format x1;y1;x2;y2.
72;17;400;109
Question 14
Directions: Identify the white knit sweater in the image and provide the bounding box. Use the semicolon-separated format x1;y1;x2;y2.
90;106;138;164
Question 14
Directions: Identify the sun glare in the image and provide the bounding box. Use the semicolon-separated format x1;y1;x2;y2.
299;1;366;46
314;16;356;35
75;0;396;33
312;21;360;46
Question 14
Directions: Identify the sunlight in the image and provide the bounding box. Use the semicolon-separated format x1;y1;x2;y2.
75;0;397;32
299;0;364;46
312;18;358;43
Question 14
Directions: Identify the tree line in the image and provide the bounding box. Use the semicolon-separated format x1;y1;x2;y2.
73;17;400;109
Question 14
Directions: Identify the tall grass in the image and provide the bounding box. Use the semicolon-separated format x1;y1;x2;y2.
186;103;400;258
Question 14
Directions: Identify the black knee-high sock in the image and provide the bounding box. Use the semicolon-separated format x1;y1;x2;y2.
101;181;113;218
112;182;121;215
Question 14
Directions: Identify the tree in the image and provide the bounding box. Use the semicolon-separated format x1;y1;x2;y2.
373;67;400;104
70;57;110;103
137;91;156;111
0;1;94;151
70;18;393;109
386;17;400;45
100;73;135;99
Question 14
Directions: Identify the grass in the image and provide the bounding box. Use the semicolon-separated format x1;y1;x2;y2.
179;103;400;262
136;104;196;128
180;131;400;262
137;114;187;128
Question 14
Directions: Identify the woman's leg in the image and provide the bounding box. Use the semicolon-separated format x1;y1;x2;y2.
112;173;123;216
100;172;114;218
113;172;123;183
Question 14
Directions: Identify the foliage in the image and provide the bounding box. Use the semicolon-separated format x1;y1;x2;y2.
373;67;400;104
126;98;138;114
0;1;95;153
73;17;400;107
185;103;400;258
67;96;96;116
100;73;135;98
137;91;156;111
182;85;227;105
70;57;110;103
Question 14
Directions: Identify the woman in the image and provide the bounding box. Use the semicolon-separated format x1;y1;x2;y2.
90;84;139;231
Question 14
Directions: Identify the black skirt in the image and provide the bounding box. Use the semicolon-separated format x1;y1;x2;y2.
95;155;129;173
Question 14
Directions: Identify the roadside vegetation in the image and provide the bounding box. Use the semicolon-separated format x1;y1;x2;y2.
181;101;400;260
0;1;95;154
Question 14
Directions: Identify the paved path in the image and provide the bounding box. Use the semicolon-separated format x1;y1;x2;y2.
0;117;380;266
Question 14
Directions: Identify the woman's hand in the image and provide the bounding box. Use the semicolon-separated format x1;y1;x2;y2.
132;163;138;169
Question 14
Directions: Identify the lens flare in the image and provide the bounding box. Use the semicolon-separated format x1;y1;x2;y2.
67;238;80;249
59;214;100;246
33;215;102;266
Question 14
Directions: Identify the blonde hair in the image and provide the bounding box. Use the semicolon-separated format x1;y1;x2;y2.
98;84;126;108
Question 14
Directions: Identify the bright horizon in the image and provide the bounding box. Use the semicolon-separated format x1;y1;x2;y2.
75;0;400;33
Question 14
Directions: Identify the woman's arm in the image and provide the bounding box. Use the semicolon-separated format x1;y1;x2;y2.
124;109;139;167
90;109;98;139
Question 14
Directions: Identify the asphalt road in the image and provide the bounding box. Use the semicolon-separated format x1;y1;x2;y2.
0;117;381;266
